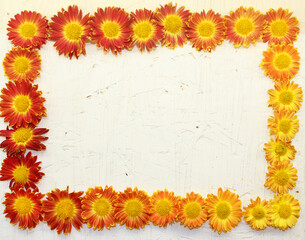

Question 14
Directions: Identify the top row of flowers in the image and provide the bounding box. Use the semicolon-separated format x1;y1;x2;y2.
7;4;299;59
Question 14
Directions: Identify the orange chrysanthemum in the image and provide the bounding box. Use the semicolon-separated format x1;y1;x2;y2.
264;138;296;165
155;2;191;49
0;125;48;154
91;7;132;54
206;188;242;234
177;192;207;229
0;152;44;190
263;8;300;46
50;5;91;59
3;187;44;229
261;44;300;81
81;186;117;230
225;6;265;47
186;10;226;52
130;9;163;52
0;80;46;127
42;187;83;234
7;10;49;49
150;189;180;227
3;47;41;82
114;187;152;229
268;110;299;142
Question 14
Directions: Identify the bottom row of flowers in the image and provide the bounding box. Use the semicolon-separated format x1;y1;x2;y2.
3;186;300;235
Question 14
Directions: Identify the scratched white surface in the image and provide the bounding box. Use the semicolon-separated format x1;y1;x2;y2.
0;0;304;239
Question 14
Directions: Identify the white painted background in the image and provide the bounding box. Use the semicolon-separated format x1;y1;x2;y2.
0;0;304;239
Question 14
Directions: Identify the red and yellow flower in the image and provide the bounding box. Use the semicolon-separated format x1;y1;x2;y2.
91;7;132;54
186;10;226;52
42;187;83;234
7;10;49;49
155;2;191;49
114;187;152;229
225;7;265;47
264;138;296;164
3;47;41;82
50;5;91;59
263;8;300;46
81;186;117;230
3;187;44;229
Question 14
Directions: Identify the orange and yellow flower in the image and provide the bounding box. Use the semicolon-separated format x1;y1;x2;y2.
263;8;300;46
0;80;46;127
42;187;83;234
225;7;265;47
206;188;242;234
7;10;49;49
150;189;180;227
264;138;296;164
155;2;191;49
261;44;300;81
130;9;163;52
0;125;48;154
177;192;207;229
114;187;152;229
81;186;117;230
268;110;299;142
50;5;91;59
3;187;44;229
186;10;226;52
3;47;41;82
91;7;132;54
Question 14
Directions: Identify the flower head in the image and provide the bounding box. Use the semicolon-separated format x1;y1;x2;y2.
264;138;296;164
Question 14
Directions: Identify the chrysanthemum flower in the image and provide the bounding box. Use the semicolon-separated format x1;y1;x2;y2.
186;10;226;52
130;9;163;52
243;197;270;230
114;187;152;229
155;2;191;49
177;192;207;229
0;152;44;190
3;47;41;82
0;125;49;154
269;194;300;230
81;186;117;230
268;80;302;113
91;7;132;54
268;110;299;142
42;187;83;234
225;6;265;47
50;5;91;59
261;44;300;81
264;138;296;164
0;80;46;127
3;187;44;229
206;188;242;234
263;8;300;46
150;189;180;227
265;161;297;194
7;10;49;49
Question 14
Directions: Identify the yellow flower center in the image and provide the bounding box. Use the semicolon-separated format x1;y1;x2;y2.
134;21;153;40
55;199;75;220
216;202;231;219
14;196;33;215
93;198;111;217
14;57;30;74
279;90;293;105
19;22;37;39
64;22;83;41
235;18;254;36
155;199;172;216
271;20;288;37
274;53;292;70
184;201;201;219
278;203;292;219
102;21;121;39
164;15;183;34
278;119;292;134
13;95;31;113
274;170;290;186
13;165;29;184
13;127;33;144
251;206;265;219
198;21;215;37
124;199;143;217
275;144;287;156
